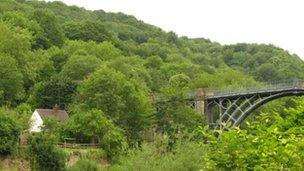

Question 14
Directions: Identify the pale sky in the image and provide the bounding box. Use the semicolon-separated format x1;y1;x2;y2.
48;0;304;60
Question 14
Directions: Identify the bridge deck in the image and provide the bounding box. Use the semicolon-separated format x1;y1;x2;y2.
204;80;304;99
153;79;304;102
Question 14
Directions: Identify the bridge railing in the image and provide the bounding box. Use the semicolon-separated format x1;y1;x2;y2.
204;79;304;98
152;79;304;102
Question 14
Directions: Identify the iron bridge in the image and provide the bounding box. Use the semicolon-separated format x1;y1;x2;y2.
156;79;304;130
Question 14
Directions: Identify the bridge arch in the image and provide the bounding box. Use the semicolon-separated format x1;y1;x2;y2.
154;79;304;130
205;89;304;130
232;90;304;126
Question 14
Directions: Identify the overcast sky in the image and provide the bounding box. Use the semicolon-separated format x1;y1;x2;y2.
49;0;304;60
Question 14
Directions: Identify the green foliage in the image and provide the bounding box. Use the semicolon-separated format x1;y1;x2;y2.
165;74;191;97
30;9;65;49
64;20;112;43
203;127;304;170
109;135;209;171
62;40;122;61
0;21;32;62
198;100;304;170
67;159;101;171
192;69;260;89
136;40;171;59
64;109;128;157
80;149;106;161
60;54;101;82
156;74;206;137
0;108;21;155
28;133;66;171
223;43;304;81
75;66;154;143
1;11;45;49
41;117;63;136
22;50;56;90
0;0;303;168
110;100;304;170
255;63;279;82
28;75;76;109
0;54;24;106
100;124;128;158
107;56;152;90
15;103;32;130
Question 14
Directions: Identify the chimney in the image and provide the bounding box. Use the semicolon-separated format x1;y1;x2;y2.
53;104;60;119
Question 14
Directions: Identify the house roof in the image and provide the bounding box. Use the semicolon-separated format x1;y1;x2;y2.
35;109;69;122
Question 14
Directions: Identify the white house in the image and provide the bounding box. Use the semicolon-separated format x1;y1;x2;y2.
29;107;69;132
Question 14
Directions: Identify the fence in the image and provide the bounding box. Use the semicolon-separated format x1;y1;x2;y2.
58;142;99;149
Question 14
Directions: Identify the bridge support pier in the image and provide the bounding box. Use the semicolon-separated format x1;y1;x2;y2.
195;89;205;115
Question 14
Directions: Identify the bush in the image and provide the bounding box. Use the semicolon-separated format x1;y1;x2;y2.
28;133;66;171
67;159;100;171
100;127;128;159
0;108;21;155
78;149;106;161
109;135;209;171
63;109;128;159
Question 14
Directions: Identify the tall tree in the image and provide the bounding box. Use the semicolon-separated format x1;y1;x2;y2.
74;66;154;143
64;20;112;43
0;55;24;105
0;21;32;63
31;9;65;49
60;54;101;82
0;107;21;155
28;76;76;109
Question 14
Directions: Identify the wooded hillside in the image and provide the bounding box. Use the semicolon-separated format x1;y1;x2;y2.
0;0;303;170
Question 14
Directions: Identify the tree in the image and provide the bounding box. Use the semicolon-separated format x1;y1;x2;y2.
166;31;181;47
74;66;154;143
156;74;206;137
255;63;279;82
0;54;24;105
192;69;259;89
160;61;201;82
47;46;70;73
62;40;122;60
0;108;21;155
136;41;170;59
31;9;65;49
64;109;127;157
144;56;163;69
0;21;32;63
28;133;66;171
107;56;152;91
1;11;45;49
22;50;56;91
60;54;101;82
64;20;113;42
28;76;76;109
15;103;32;131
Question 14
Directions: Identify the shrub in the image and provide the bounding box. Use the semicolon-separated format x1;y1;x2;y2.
81;149;106;161
109;135;209;171
100;127;128;159
28;133;66;171
0;108;21;155
63;109;128;159
67;159;100;171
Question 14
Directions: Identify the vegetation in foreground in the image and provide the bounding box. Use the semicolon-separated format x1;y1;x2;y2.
0;0;303;170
